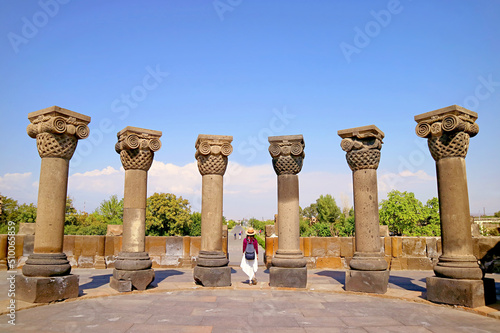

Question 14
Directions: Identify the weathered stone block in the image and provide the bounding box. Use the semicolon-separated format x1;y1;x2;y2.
384;237;392;256
302;237;311;257
326;238;341;257
14;235;24;259
379;225;389;237
407;257;433;270
111;268;155;291
146;236;167;255
106;224;123;236
166;237;183;256
0;235;7;270
269;266;307;288
340;237;354;257
190;237;201;257
391;237;402;257
311;237;327;257
22;235;34;257
390;257;407;270
109;277;131;292
16;274;79;303
78;255;94;268
426;276;497;308
476;236;500;260
426;237;440;259
402;237;426;257
63;235;75;257
345;270;389;294
265;225;275;237
193;266;231;287
316;257;342;269
94;255;106;269
18;223;36;235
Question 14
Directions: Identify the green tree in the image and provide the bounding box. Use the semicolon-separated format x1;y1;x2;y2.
189;212;201;236
301;203;318;219
95;195;123;224
146;192;192;236
379;190;440;236
15;203;37;223
334;207;355;237
303;222;332;237
316;194;341;224
494;211;500;218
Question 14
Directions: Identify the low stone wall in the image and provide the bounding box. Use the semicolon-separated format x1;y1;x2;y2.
264;227;499;272
0;231;229;270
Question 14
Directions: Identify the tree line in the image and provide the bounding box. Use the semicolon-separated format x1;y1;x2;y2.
0;192;235;236
1;190;498;236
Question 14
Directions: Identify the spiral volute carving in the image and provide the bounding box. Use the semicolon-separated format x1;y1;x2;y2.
27;114;89;159
415;110;478;160
116;130;162;171
195;138;232;175
340;135;383;171
268;139;305;175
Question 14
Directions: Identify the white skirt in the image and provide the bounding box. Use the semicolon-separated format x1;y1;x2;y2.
240;254;258;280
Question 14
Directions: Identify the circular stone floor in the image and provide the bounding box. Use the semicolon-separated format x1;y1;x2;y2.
4;288;500;333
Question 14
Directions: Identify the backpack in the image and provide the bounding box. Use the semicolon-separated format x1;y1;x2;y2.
245;241;255;260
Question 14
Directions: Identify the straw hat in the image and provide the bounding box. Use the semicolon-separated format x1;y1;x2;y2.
246;228;256;236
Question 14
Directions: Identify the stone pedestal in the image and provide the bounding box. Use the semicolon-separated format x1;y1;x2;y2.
193;135;233;287
345;270;389;294
338;125;388;294
16;274;79;303
110;127;161;292
20;106;90;303
268;135;307;288
426;276;496;308
415;105;495;306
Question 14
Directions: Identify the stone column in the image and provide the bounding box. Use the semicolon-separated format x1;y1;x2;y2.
268;135;307;288
338;125;389;294
110;126;161;292
193;134;233;287
415;105;495;307
16;106;90;303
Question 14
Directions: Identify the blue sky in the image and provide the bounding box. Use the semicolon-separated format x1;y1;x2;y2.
1;0;499;219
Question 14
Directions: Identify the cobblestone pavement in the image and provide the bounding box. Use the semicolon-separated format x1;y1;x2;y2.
1;268;499;332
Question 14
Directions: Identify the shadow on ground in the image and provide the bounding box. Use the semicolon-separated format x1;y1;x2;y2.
316;270;345;285
79;273;112;295
388;275;426;292
150;269;184;285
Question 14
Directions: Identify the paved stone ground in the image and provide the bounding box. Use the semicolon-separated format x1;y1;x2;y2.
1;268;499;332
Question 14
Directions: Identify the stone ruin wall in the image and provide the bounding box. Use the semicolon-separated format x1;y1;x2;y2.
2;231;497;272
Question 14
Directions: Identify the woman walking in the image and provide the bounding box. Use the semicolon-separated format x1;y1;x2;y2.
240;227;259;285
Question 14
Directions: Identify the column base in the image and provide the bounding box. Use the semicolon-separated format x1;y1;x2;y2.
196;251;229;267
110;268;155;292
345;269;389;294
22;253;72;277
269;266;307;288
434;255;483;280
16;274;79;303
193;266;231;287
426;276;497;308
349;252;388;271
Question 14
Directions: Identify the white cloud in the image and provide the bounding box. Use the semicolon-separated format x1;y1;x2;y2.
0;172;37;204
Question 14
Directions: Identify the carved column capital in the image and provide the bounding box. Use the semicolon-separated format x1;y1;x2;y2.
338;125;384;171
268;135;305;176
116;127;162;171
415;105;478;161
27;106;91;160
195;134;233;176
